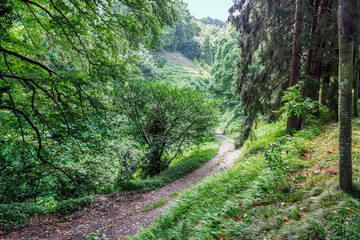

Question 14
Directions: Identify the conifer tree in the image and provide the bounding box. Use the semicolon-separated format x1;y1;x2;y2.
287;0;305;134
338;0;358;191
230;0;339;147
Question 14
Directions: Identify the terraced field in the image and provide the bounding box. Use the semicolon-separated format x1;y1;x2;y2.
153;52;212;91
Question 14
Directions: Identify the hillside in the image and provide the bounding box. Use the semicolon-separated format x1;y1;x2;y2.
153;52;212;92
131;119;360;240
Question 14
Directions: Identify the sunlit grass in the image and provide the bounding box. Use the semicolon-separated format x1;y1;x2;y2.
142;198;169;212
129;119;360;240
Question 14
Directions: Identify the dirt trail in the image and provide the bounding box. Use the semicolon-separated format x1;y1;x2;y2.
1;135;241;240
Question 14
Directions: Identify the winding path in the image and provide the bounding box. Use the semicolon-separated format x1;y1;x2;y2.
1;135;241;240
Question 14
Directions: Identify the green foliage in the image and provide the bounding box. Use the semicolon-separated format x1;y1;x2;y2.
152;52;212;93
280;81;331;126
86;228;109;240
280;82;319;120
210;36;240;110
117;80;219;176
114;140;144;186
130;121;360;240
142;198;169;212
263;136;293;173
160;5;228;65
0;202;47;228
230;0;339;146
53;196;93;215
122;141;220;192
0;0;179;205
0;0;13;40
0;196;93;228
199;17;226;28
153;56;168;69
161;3;200;55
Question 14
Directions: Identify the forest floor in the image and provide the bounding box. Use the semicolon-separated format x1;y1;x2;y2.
1;134;241;240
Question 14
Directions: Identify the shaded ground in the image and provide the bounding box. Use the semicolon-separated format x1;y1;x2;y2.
1;135;241;240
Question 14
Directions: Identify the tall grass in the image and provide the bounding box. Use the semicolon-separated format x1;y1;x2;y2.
129;119;360;240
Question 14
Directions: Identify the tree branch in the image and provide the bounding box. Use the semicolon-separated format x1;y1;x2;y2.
0;47;56;76
0;105;74;181
20;0;54;18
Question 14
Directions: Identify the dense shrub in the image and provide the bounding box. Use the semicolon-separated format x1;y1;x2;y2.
0;202;47;228
122;142;219;192
54;196;94;215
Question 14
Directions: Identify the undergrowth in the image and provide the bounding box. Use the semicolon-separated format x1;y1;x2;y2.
129;119;360;240
123;141;220;193
0;196;93;228
0;140;219;229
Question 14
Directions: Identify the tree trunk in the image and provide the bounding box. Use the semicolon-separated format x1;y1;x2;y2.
286;0;304;134
320;75;331;105
353;34;359;117
147;143;164;177
338;0;357;191
307;0;321;73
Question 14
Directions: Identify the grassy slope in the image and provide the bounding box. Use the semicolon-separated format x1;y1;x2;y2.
123;141;220;193
153;52;212;91
129;119;360;240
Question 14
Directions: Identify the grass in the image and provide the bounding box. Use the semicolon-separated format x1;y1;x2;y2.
122;141;220;193
129;118;360;240
142;198;169;212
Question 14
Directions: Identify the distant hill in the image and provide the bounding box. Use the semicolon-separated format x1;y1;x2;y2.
152;52;212;92
199;17;227;28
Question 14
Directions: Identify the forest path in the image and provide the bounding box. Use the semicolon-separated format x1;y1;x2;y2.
2;135;241;240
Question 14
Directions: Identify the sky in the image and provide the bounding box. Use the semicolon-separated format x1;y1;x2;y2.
182;0;234;22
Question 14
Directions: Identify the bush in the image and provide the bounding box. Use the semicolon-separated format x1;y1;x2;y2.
0;202;47;228
54;196;94;215
122;142;219;192
0;196;94;229
118;79;219;176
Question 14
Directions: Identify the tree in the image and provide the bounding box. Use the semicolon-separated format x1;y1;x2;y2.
117;80;219;176
202;35;213;64
230;0;296;147
0;0;178;202
286;0;305;134
353;33;359;117
338;0;358;191
229;0;339;147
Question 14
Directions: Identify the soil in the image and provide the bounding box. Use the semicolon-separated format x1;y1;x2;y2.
1;134;241;240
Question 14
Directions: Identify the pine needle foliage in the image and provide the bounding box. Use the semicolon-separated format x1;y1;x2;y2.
229;0;339;147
